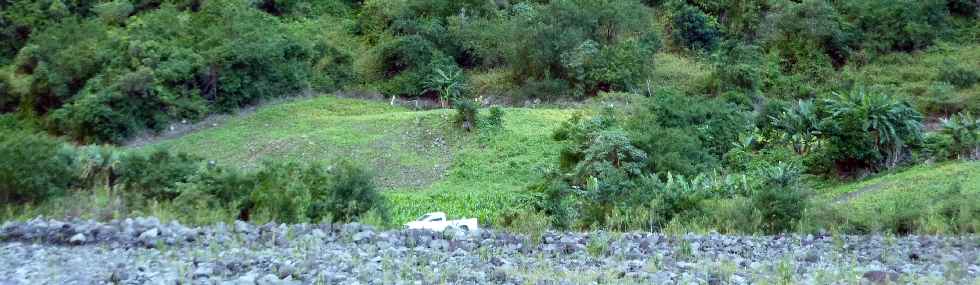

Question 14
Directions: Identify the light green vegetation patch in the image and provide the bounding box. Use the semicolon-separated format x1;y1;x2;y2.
143;96;574;224
821;161;980;201
844;43;980;113
820;161;980;232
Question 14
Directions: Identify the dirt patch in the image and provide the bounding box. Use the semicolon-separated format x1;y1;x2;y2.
832;182;890;204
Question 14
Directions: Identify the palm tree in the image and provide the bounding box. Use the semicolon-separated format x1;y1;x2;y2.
941;112;979;160
423;66;466;108
770;99;822;155
823;89;923;169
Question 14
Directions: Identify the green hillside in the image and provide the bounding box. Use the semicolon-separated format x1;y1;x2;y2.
143;96;574;223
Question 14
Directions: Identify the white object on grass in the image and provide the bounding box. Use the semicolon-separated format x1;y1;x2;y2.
404;212;478;231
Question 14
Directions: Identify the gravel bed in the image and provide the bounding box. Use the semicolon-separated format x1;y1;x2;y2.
1;217;978;284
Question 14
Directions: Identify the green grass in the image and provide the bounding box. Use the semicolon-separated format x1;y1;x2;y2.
143;96;574;224
844;43;980;114
817;161;980;233
819;161;980;200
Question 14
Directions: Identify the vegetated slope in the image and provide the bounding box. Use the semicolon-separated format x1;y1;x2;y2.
142;96;574;224
821;161;980;231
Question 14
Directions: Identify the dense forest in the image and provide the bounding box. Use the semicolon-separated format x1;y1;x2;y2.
1;0;978;234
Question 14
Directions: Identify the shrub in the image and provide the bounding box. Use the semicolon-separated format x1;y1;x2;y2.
370;35;454;97
765;0;855;69
749;163;809;233
938;60;979;89
669;3;720;52
173;163;256;207
0;131;76;203
940;112;979;159
626;90;752;176
248;161;323;223
919;82;966;115
116;149;203;200
947;0;978;17
316;160;384;223
839;0;949;53
461;0;657;97
453;99;479;132
484;106;504;129
821;89;924;172
503;210;552;245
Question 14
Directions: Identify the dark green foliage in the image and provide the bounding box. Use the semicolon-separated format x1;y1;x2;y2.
821;90;924;172
453;99;479;131
459;0;658;97
626;91;752;176
939;60;979;88
0;70;13;112
314;160;383;223
708;42;765;94
839;0;950;53
192;0;315;111
116;149;202;200
749;164;809;233
248;160;382;223
6;1;352;143
13;18;111;114
765;0;855;70
175;163;256;206
670;3;720;51
371;35;454;97
0;130;76;203
947;0;978;17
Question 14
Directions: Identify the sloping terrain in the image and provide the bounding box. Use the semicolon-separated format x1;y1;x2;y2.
141;96;574;223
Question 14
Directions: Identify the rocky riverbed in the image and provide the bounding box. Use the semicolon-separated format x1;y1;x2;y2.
1;217;978;284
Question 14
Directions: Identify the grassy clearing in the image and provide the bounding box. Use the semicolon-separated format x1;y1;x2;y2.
818;161;980;233
820;161;980;200
142;96;574;224
844;43;980;114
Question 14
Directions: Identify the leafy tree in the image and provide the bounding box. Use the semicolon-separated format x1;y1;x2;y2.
0;130;76;203
669;2;720;51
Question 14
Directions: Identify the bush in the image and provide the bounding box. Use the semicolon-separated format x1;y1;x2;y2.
821;89;924;172
459;0;657;97
369;35;454;97
626;90;752;176
940;111;979;160
248;161;324;223
749;163;809;233
839;0;949;53
939;60;979;89
947;0;978;17
316;160;384;223
669;3;720;52
483;106;504;129
453;99;479;131
246;160;383;224
919;82;966;115
116;149;203;200
764;0;855;70
0;131;76;203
